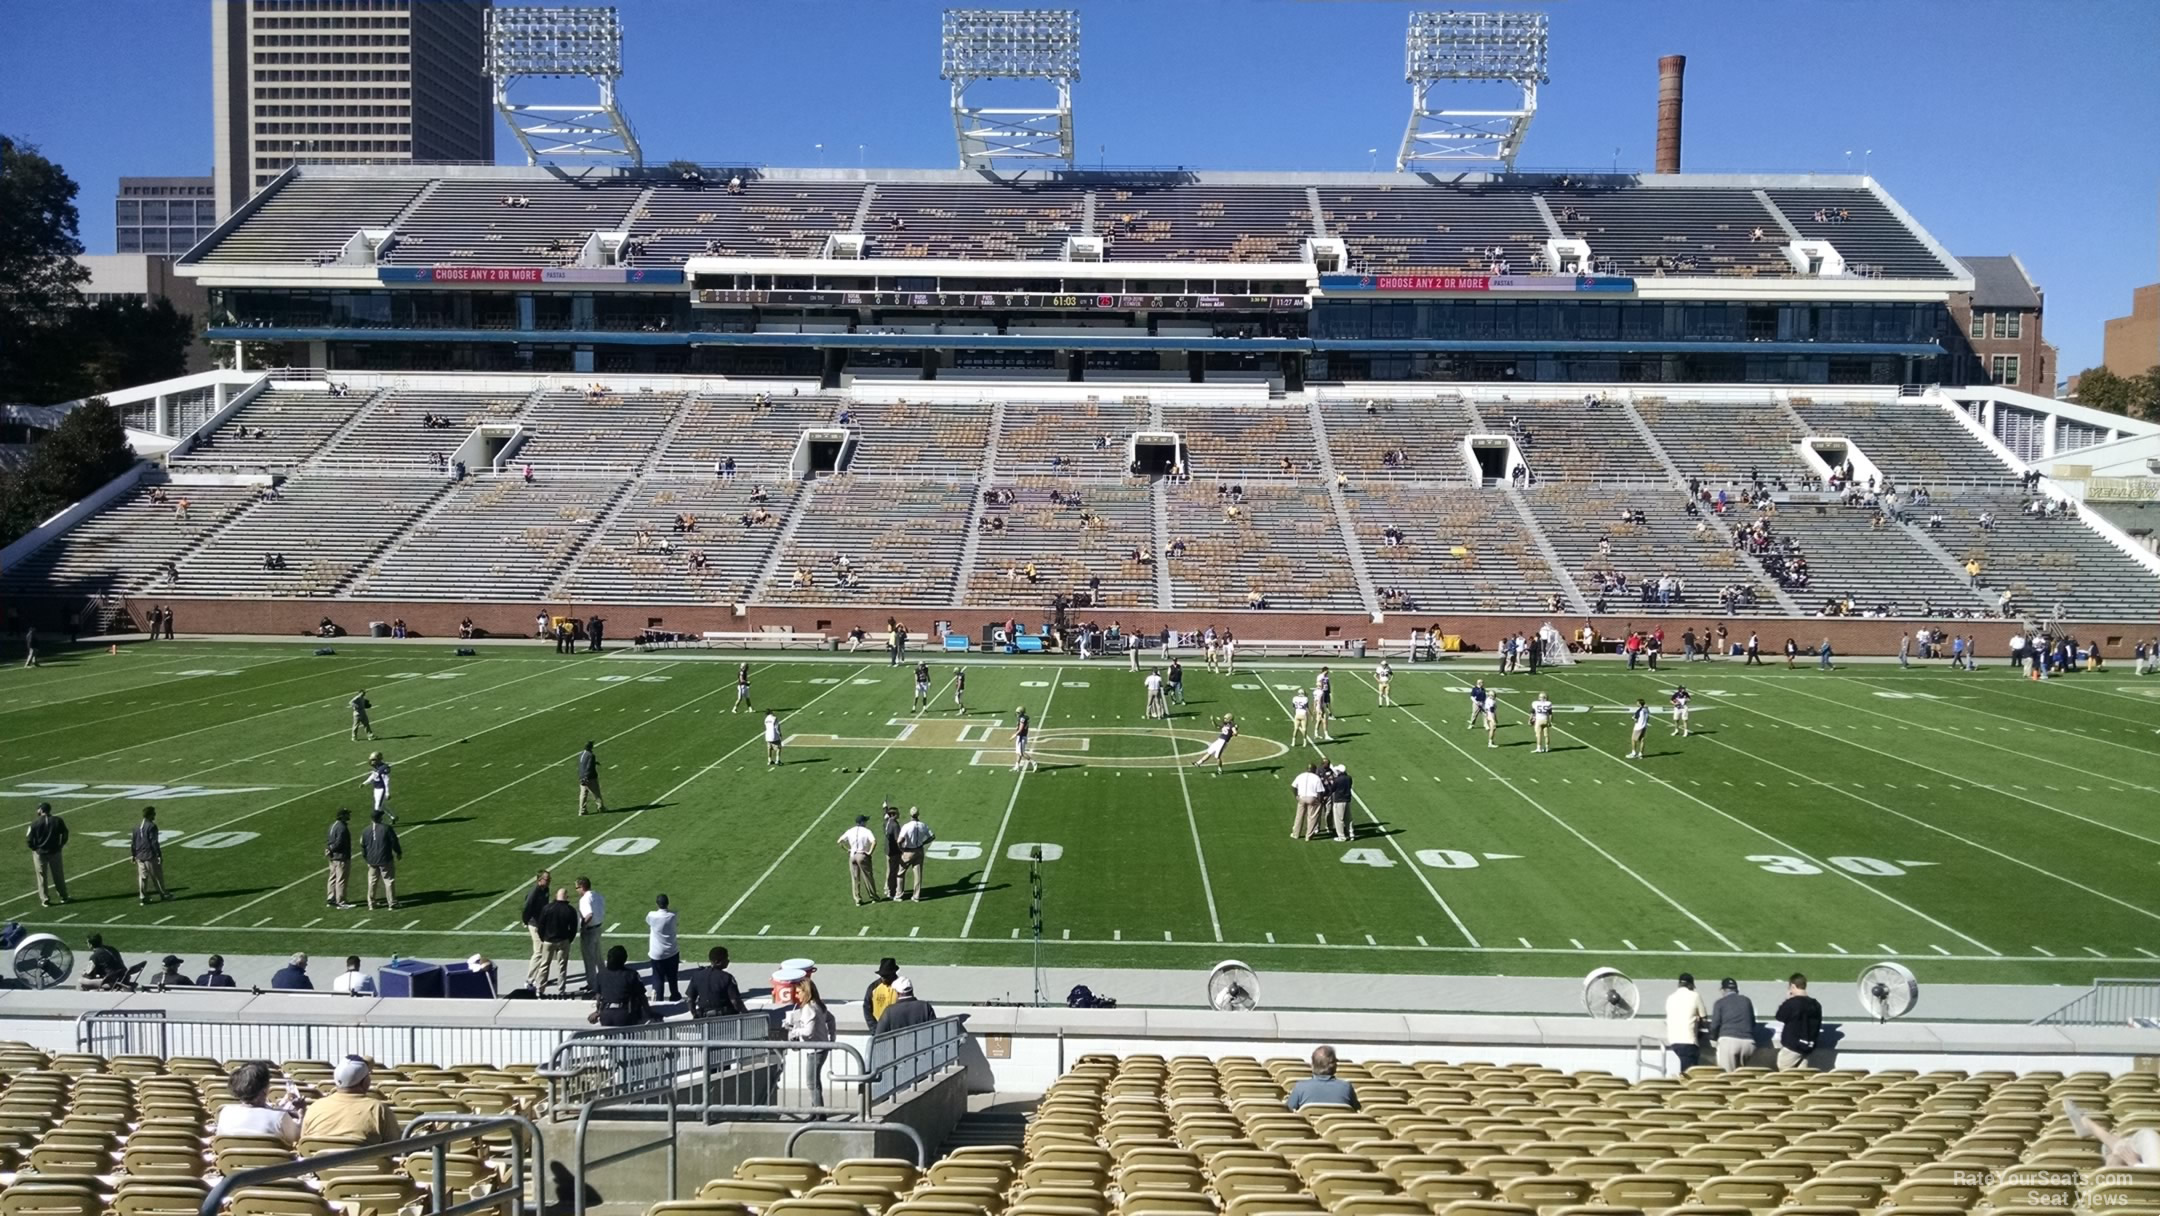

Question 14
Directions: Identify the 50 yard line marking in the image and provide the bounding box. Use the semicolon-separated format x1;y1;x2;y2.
459;662;883;934
961;669;1063;938
1349;672;1712;951
1544;674;1998;956
1263;676;1479;947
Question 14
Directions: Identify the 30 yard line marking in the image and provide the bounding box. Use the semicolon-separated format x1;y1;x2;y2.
1545;673;1999;956
962;669;1062;938
1352;673;1709;950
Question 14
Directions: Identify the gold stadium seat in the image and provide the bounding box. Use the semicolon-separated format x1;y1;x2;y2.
1222;1194;1324;1216
112;1183;211;1216
1115;1165;1205;1194
646;1203;753;1216
228;1189;336;1216
1788;1178;1885;1210
698;1179;794;1206
1332;1198;1432;1216
765;1200;871;1216
803;1185;900;1213
1601;1174;1693;1211
1408;1175;1501;1207
1117;1192;1217;1216
0;1182;103;1216
737;1158;828;1195
1692;1176;1787;1211
1499;1175;1595;1214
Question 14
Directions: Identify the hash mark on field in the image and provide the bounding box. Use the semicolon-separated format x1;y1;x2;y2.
2033;946;2055;957
2085;946;2109;958
858;927;869;937
1518;937;1533;949
1416;935;1428;947
304;918;321;928
911;926;921;938
1622;939;1636;951
1265;932;1275;943
1316;933;1327;945
1166;932;1174;942
2136;947;2158;959
1366;934;1376;946
54;913;77;923
155;915;174;924
1061;930;1069;940
502;923;517;933
1930;944;1954;955
1777;942;1794;953
1010;929;1019;939
1673;940;1690;951
1570;938;1584;950
354;918;370;928
757;925;770;936
1113;930;1121;941
809;926;821;936
403;920;419;930
1878;944;1897;954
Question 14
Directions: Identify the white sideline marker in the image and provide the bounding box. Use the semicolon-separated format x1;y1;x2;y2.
1777;942;1795;953
1931;945;1952;956
1828;942;1847;953
2033;946;2055;957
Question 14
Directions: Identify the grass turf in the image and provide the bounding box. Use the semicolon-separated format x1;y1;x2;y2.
4;641;2160;988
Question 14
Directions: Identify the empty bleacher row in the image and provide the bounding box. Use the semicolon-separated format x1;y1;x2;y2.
557;480;799;605
1935;493;2160;621
967;483;1159;609
1635;399;1813;485
1348;486;1572;614
191;171;1961;280
1470;399;1663;483
1318;398;1476;483
173;478;447;598
771;478;976;606
1166;482;1364;612
1;483;257;601
349;478;624;602
1166;406;1320;478
1793;401;2020;488
172;389;371;469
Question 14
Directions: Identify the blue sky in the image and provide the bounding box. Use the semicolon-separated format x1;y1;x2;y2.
4;0;2155;379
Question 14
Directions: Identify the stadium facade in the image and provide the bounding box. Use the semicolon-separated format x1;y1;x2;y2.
4;164;2156;648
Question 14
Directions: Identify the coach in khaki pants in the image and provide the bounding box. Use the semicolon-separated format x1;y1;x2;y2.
324;809;354;909
132;807;170;904
521;869;553;987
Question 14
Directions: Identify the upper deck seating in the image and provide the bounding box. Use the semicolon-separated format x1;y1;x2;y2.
1547;188;1791;278
1635;398;1813;484
655;392;843;478
316;389;525;468
625;181;864;263
845;400;993;478
1322;185;1551;274
1095;187;1313;263
194;177;424;265
1794;400;2020;487
1164;405;1319;479
1765;188;1954;278
1318;397;1476;483
864;184;1087;260
1471;398;1663;482
999;398;1154;480
382;179;646;267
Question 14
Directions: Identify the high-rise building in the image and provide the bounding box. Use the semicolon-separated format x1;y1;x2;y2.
116;177;220;256
211;0;495;219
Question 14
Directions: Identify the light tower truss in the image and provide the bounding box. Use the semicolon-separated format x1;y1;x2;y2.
1396;10;1549;172
940;9;1080;171
486;6;643;166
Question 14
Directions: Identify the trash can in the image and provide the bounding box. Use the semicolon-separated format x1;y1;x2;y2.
376;958;444;999
369;621;390;638
1351;639;1367;658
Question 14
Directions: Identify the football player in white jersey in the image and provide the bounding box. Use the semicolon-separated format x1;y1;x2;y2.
1374;659;1393;706
1312;667;1334;742
1289;689;1312;745
1195;715;1236;772
1203;628;1221;673
1479;688;1499;748
1668;684;1692;737
1627;699;1651;760
1530;692;1554;753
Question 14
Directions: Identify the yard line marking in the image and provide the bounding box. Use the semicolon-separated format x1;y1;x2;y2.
962;669;1063;938
1352;674;1714;951
2033;946;2054;957
706;918;724;933
1570;938;1584;950
403;920;419;930
1518;936;1533;949
1678;700;2160;933
1622;939;1636;951
1265;932;1275;943
353;918;370;928
2137;947;2158;959
1280;677;1479;946
1930;944;1952;956
2084;946;2109;958
1673;940;1690;951
220;661;720;928
1877;944;1896;954
758;925;770;936
1166;703;1224;943
1777;942;1795;953
1545;674;2001;955
9;661;653;910
155;915;174;925
1416;935;1428;947
1828;942;1847;953
303;917;320;928
253;917;272;927
486;663;881;936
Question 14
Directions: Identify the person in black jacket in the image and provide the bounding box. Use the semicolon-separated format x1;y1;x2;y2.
361;809;400;911
1774;973;1824;1070
26;802;69;906
591;946;650;1027
81;935;128;990
153;955;193;988
535;889;579;995
872;976;938;1034
687;947;746;1019
521;869;553;990
197;954;237;987
324;808;354;909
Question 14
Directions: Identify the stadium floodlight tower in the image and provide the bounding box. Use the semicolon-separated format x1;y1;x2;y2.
486;6;643;166
1395;10;1549;172
940;9;1080;170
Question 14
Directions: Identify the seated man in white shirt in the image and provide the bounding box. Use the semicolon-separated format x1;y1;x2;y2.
330;955;376;996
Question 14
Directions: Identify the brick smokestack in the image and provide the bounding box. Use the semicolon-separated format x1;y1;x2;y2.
1656;55;1686;175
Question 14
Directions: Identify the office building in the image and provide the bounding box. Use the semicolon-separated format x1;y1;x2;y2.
212;0;494;218
116;177;220;256
1947;255;2055;395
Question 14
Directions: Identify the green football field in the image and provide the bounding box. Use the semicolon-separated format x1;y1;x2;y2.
5;640;2160;988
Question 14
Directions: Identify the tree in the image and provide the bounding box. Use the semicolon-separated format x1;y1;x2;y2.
0;136;88;323
0;398;138;546
2071;365;2160;422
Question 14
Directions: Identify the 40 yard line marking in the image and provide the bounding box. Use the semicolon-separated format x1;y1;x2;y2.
1265;676;1480;947
962;669;1063;938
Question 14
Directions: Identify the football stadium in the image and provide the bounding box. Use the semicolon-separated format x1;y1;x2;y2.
3;2;2160;1213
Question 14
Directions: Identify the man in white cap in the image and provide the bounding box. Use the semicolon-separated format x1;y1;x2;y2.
873;976;938;1033
299;1056;399;1145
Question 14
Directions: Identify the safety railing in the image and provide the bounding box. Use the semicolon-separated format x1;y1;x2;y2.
867;1015;968;1106
544;1012;773;1117
200;1115;536;1216
542;1036;876;1123
571;1080;681;1216
76;1008;577;1068
2033;978;2160;1026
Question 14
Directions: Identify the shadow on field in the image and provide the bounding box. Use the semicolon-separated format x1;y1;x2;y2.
167;885;276;902
384;887;479;908
596;802;670;815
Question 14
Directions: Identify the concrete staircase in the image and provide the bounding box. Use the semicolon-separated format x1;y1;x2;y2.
1897;518;2000;613
1151;480;1176;610
300;387;393;468
1305;396;1382;617
949;400;1009;606
640;394;701;476
749;481;816;599
1502;485;1590;615
1618;400;1688;488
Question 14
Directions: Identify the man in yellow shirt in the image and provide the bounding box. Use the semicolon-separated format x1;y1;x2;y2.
299;1057;400;1145
860;957;899;1028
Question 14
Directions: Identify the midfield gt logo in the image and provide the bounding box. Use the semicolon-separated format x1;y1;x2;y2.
786;717;1290;768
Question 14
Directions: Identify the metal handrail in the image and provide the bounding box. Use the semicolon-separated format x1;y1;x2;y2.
541;1036;876;1122
403;1112;548;1216
786;1119;928;1167
572;1080;680;1216
2032;978;2160;1026
199;1115;535;1216
867;1014;969;1105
